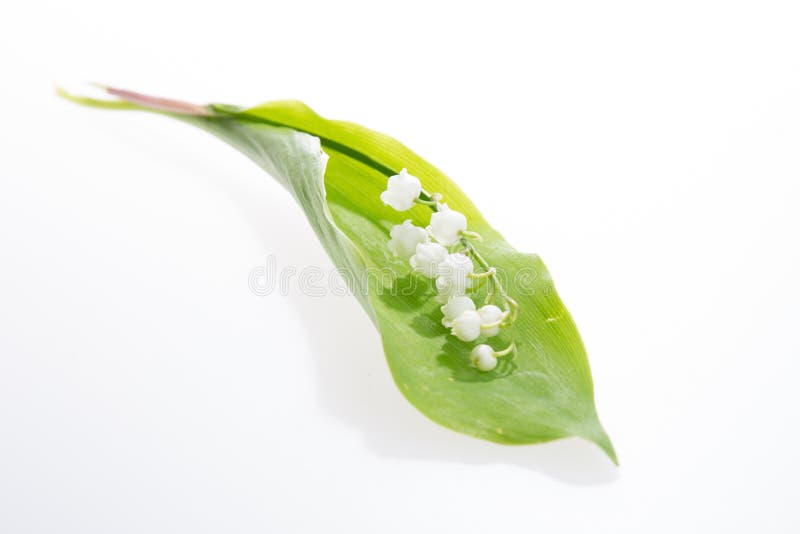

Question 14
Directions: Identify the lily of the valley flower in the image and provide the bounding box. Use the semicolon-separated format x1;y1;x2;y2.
450;310;482;342
442;300;505;339
441;295;476;327
470;344;498;371
477;304;504;337
410;242;448;278
380;168;422;211
382;171;517;371
388;220;428;259
435;252;473;302
428;204;467;246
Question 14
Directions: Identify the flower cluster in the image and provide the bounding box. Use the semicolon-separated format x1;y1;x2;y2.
382;168;518;371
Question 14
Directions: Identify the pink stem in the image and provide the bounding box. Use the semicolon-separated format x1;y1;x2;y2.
105;86;212;116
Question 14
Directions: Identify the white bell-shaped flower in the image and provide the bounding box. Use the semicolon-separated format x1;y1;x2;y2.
388;220;428;259
470;344;498;371
478;304;504;337
435;252;473;302
441;296;476;327
450;310;481;342
428;204;467;246
410;242;448;278
380;168;422;211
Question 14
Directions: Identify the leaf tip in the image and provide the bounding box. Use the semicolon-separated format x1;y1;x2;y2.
583;423;618;465
55;83;139;111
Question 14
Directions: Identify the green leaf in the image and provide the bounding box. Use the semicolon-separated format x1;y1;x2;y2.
60;87;617;464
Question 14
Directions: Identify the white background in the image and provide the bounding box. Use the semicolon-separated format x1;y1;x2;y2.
1;1;799;532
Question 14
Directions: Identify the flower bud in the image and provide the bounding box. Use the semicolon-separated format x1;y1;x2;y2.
441;296;476;327
450;310;481;342
470;344;498;371
478;304;504;337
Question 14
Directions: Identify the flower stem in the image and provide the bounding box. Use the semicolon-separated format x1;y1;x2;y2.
422;194;520;330
494;342;516;358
